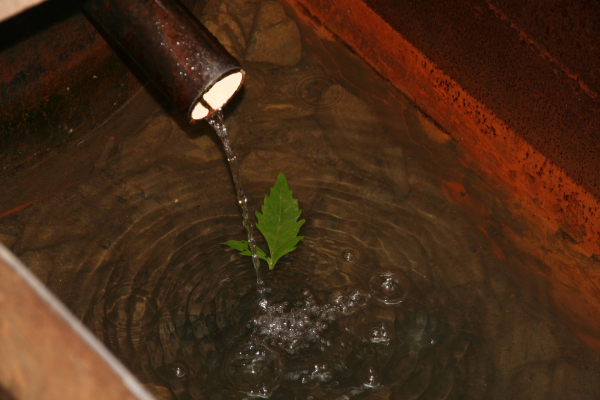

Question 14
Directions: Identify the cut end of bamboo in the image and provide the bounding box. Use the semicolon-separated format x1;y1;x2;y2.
191;71;244;120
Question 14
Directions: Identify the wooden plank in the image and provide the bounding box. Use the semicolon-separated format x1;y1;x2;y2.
0;244;155;400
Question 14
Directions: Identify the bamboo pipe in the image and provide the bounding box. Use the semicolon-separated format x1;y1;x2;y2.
82;0;244;120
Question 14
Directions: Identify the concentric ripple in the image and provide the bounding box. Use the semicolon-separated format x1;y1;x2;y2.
63;152;491;398
63;135;492;399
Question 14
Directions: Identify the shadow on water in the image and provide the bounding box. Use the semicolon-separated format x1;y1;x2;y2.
1;0;600;399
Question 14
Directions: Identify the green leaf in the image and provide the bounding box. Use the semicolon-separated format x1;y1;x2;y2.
222;173;305;271
222;240;268;261
255;173;305;269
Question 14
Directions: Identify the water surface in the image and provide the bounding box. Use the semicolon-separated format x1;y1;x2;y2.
1;0;599;398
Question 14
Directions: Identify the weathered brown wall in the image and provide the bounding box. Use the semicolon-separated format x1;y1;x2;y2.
286;0;600;352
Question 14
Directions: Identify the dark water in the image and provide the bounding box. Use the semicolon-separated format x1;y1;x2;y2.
1;0;600;399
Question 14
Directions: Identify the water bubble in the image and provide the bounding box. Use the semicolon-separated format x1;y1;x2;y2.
369;322;393;344
225;341;284;398
327;287;369;316
310;362;333;382
170;362;188;379
368;271;410;304
329;289;348;306
301;374;309;384
342;250;356;262
347;288;368;308
259;298;268;310
362;365;381;389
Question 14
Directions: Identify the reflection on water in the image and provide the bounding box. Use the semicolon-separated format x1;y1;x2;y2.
1;0;600;398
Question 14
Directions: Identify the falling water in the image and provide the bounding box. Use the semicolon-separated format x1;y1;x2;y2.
207;109;267;308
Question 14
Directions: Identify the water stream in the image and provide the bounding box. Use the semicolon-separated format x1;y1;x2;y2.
208;110;267;309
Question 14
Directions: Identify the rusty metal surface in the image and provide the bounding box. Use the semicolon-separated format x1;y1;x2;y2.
0;0;143;178
0;243;155;400
83;0;243;120
363;0;600;200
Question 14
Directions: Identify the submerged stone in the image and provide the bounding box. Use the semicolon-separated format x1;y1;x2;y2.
201;3;247;59
245;2;302;66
